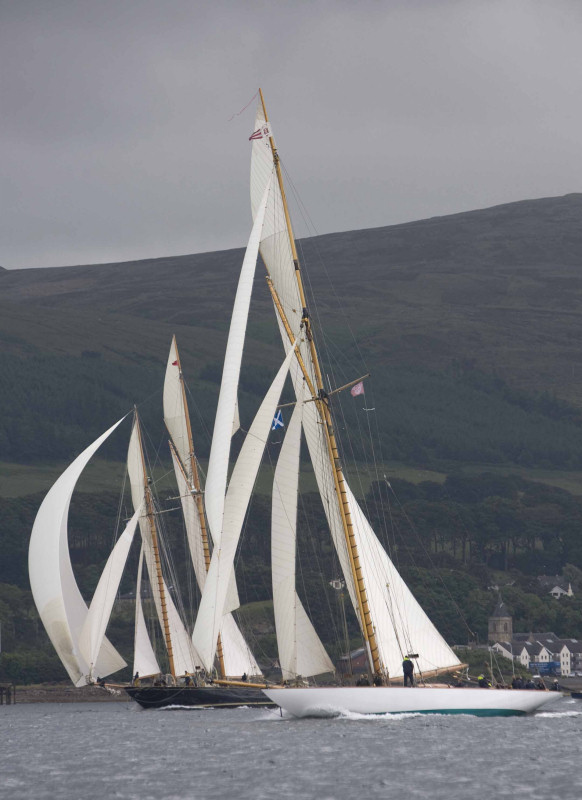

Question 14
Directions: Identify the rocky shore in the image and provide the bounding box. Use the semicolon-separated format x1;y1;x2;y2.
11;684;128;703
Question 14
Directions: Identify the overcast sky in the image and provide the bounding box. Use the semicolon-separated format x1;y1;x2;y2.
2;0;582;269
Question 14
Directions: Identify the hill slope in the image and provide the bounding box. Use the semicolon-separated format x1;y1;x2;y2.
2;193;582;470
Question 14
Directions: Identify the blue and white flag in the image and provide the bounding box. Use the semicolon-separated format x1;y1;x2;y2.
271;409;284;431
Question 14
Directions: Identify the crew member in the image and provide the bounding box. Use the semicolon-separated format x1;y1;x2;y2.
477;674;491;688
402;656;414;687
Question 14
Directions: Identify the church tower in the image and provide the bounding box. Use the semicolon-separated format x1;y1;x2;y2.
488;597;513;643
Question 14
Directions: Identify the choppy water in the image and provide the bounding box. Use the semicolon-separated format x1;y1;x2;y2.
1;696;581;800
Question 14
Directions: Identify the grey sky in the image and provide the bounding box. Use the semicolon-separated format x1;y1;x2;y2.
2;0;581;269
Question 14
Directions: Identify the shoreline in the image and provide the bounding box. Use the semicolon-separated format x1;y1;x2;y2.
9;684;128;704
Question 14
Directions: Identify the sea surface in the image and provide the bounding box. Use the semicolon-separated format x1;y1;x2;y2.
1;696;581;800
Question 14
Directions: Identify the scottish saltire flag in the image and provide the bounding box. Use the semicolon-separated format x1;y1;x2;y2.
350;381;365;397
272;409;284;431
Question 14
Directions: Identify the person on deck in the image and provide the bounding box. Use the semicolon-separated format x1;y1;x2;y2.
478;674;491;688
402;657;414;687
133;671;140;687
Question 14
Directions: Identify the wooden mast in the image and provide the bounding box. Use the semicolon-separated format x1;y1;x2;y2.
257;89;382;678
134;410;176;677
169;337;227;679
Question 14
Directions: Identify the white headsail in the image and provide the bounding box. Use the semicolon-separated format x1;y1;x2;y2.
204;173;273;547
133;546;162;677
192;341;297;671
345;485;461;677
163;337;192;480
29;417;128;686
127;416;200;674
78;506;141;675
272;403;335;680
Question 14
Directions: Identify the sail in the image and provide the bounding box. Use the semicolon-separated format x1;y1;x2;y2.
29;417;128;686
345;485;461;678
134;547;162;677
127;417;200;674
204;174;273;547
250;104;358;610
272;404;335;680
163;336;192;480
78;506;141;674
192;342;297;671
170;446;208;590
220;613;262;677
250;100;460;675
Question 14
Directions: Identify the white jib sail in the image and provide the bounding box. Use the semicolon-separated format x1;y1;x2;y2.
170;446;262;676
345;484;461;678
28;417;128;686
134;546;161;677
127;419;199;674
78;506;141;675
272;404;335;680
163;336;192;480
192;342;297;671
204;174;273;547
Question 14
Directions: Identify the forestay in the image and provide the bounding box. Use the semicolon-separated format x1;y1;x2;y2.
192;342;297;671
272;403;335;680
28;418;128;686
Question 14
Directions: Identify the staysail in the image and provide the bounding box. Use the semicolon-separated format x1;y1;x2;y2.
78;506;141;676
133;546;162;677
29;418;128;686
272;403;335;680
192;342;297;671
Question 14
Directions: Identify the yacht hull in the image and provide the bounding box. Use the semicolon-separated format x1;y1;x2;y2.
263;686;561;717
125;685;276;709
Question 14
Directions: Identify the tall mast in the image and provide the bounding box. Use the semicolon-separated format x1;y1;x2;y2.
134;410;176;677
258;89;382;677
169;338;226;678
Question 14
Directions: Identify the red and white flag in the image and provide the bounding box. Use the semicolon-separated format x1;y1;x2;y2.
350;381;365;397
249;123;272;141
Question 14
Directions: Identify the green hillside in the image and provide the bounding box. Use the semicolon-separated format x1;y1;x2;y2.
2;194;582;682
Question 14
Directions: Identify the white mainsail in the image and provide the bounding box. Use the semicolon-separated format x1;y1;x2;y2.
127;417;200;674
250;99;459;677
192;342;297;671
78;506;141;675
134;546;162;677
250;105;357;613
204;174;273;547
29;418;128;686
272;404;335;680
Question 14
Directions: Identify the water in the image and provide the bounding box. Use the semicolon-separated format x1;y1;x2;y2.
1;697;581;800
